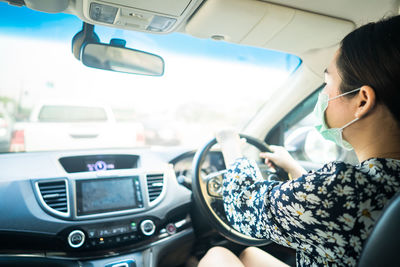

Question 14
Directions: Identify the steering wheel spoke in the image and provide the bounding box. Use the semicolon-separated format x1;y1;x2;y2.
203;169;227;198
192;134;288;246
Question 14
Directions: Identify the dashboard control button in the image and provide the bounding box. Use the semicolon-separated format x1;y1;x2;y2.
68;230;85;248
88;230;96;238
140;220;156;236
99;229;111;236
105;259;136;267
166;223;177;234
129;234;136;240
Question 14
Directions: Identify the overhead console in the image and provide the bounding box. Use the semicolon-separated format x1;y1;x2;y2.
73;0;205;33
23;0;204;33
23;0;204;32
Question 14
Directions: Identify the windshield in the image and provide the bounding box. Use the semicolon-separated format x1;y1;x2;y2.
0;3;301;152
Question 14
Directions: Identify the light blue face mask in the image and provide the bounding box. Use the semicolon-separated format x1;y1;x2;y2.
313;88;360;150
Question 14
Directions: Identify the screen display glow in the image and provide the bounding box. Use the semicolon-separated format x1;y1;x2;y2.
86;160;115;171
77;177;139;215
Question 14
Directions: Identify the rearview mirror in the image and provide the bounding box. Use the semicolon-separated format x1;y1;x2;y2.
72;23;164;76
82;41;164;76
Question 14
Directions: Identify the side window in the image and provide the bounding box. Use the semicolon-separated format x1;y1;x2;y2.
266;86;358;168
284;113;357;165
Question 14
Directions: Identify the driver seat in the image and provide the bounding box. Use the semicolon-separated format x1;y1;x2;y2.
357;191;400;267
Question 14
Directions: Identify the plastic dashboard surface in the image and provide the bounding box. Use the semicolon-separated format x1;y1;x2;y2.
0;147;194;260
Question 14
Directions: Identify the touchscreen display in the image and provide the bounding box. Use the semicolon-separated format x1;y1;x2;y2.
76;177;140;216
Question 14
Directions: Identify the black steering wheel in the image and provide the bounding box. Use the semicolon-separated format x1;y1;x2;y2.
191;134;289;246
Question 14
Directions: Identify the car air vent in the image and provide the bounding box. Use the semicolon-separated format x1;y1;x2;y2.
146;174;164;202
37;180;69;216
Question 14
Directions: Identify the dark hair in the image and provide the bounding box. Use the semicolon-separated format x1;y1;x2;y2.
336;15;400;122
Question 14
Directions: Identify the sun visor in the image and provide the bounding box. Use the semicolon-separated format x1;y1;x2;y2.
24;0;69;13
185;0;355;54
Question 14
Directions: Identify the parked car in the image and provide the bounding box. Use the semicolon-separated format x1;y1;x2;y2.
9;101;145;152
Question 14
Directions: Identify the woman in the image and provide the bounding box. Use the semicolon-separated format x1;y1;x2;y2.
199;15;400;267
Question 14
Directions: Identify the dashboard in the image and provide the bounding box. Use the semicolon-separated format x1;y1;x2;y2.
0;147;225;267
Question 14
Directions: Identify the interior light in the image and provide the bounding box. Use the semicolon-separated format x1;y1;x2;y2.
147;15;176;32
89;2;118;24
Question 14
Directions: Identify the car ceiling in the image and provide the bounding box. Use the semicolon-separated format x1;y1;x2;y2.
12;0;399;51
264;0;400;27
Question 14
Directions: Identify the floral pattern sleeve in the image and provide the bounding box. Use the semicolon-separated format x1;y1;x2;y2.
222;157;400;266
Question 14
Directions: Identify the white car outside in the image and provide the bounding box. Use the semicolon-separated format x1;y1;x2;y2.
10;102;145;152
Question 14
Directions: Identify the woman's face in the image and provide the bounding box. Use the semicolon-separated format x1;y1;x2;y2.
323;51;357;129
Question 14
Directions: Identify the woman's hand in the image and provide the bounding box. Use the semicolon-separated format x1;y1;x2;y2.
260;145;307;179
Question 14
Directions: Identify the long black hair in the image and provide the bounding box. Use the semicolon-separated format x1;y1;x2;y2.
336;15;400;122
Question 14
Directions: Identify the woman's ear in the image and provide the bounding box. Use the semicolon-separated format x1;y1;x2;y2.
355;85;376;118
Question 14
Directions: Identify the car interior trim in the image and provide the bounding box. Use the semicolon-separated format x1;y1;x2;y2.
34;179;71;219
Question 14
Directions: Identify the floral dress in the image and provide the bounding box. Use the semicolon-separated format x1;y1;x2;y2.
222;157;400;266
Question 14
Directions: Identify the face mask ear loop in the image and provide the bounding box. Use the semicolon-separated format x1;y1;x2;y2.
339;117;359;130
329;87;361;101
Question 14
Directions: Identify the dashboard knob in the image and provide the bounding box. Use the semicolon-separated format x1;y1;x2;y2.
140;219;156;236
68;230;85;248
